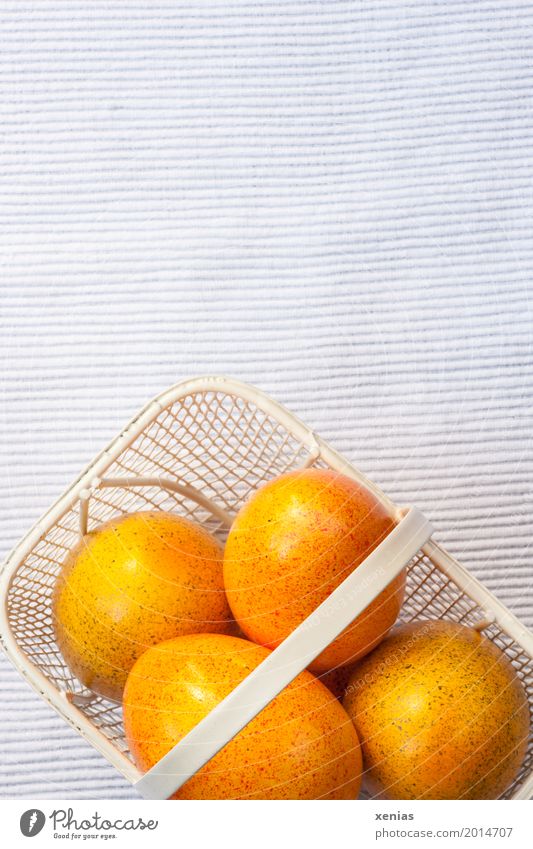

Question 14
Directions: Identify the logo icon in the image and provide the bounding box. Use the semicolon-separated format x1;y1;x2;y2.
20;810;46;837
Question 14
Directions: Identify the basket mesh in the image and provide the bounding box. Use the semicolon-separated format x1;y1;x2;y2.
4;388;533;799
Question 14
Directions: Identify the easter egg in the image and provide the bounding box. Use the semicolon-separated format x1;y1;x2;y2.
343;620;530;799
53;510;233;700
123;633;362;799
223;468;403;673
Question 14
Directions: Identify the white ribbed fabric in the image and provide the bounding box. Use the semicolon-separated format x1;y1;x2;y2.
1;1;532;798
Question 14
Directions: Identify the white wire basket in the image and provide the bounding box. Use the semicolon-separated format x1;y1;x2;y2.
0;376;532;799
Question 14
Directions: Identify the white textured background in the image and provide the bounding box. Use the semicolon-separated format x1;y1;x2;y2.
1;1;532;798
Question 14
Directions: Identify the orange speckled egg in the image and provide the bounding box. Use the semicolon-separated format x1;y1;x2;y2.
223;468;403;673
343;620;530;799
53;510;233;701
123;633;362;799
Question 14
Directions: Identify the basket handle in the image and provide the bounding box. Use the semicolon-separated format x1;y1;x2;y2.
134;505;432;800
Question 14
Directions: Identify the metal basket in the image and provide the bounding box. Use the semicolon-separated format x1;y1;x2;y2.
0;376;532;799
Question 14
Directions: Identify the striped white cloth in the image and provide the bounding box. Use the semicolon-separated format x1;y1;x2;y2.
1;1;532;798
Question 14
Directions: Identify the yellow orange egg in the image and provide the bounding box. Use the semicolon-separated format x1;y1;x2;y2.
53;510;232;700
123;633;362;799
223;468;403;673
343;620;530;799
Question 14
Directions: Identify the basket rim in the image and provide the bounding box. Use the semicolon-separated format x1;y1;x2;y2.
1;375;532;799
